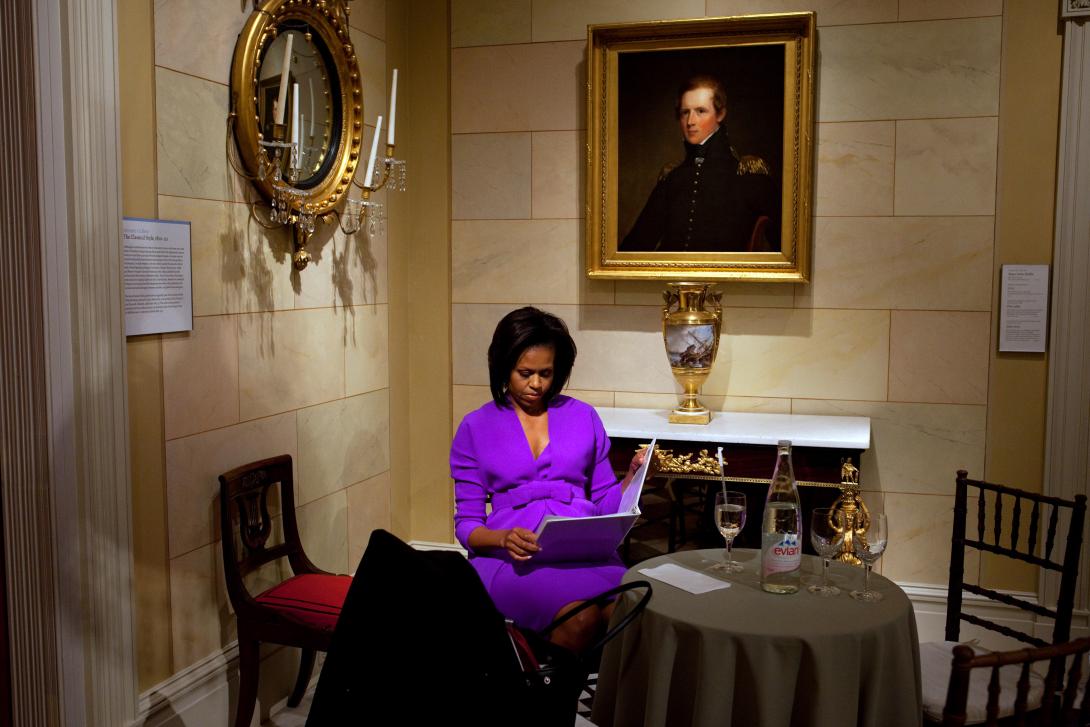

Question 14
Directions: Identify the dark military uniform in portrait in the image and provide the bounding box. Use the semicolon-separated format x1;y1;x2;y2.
620;130;779;253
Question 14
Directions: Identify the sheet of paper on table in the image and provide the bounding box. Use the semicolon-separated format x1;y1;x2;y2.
638;562;731;594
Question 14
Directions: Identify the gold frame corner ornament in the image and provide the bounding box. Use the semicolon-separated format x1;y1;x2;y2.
584;13;816;283
229;0;364;269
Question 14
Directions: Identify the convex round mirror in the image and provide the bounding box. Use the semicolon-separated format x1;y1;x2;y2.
229;0;364;267
258;27;336;186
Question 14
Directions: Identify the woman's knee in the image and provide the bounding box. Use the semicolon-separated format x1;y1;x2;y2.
550;602;603;651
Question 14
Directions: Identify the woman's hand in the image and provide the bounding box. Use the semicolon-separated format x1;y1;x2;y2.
499;527;540;560
621;447;649;491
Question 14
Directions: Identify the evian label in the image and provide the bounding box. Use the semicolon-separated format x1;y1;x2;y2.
762;532;801;577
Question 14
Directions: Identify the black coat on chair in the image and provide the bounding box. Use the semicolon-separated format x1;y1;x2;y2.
306;529;525;726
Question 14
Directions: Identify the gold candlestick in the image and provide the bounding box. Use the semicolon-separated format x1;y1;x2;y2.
831;457;869;566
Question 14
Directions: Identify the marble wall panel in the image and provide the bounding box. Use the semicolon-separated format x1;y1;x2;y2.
881;493;966;586
297;491;349;575
154;0;249;84
532;131;584;219
156;67;246;202
889;311;990;405
452;220;613;304
814;121;894;217
613;282;795;308
453;303;678;393
347;471;392;567
296;391;390;506
797;217;994;311
346;304;389;396
237;308;347;420
452;42;585;133
338;194;390;307
614;391;792;414
898;0;1002;21
707;0;896;25
895;117;999;216
348;0;386;39
169;544;231;672
705;308;890;400
453;385;492;434
157;196;295;316
818;18;1001;121
162;316;239;440
452;133;532;219
791;399;986;495
165;412;297;558
531;0;705;42
348;27;387;130
452;0;531;47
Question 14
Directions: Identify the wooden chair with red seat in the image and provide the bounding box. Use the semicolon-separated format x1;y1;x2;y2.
219;454;351;727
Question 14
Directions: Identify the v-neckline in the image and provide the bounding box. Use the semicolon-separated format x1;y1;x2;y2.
512;402;550;462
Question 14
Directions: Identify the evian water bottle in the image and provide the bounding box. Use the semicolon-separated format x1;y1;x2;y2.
761;440;802;594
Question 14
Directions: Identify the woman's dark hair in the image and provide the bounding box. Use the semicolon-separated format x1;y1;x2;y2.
488;307;577;407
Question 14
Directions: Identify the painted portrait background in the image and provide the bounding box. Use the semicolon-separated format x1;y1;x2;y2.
616;45;786;250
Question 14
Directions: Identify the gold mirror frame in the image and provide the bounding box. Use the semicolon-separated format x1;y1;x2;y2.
229;0;364;270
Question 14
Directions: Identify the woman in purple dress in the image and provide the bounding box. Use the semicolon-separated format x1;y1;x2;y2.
451;307;645;652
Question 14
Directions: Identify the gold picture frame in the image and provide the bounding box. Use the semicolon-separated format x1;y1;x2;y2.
585;14;815;282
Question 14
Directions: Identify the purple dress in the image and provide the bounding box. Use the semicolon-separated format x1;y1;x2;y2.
451;395;627;631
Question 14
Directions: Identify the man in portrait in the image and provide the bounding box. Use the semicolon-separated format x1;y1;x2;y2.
619;75;780;253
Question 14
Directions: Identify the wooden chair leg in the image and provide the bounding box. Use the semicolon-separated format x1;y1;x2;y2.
288;648;316;708
235;637;260;727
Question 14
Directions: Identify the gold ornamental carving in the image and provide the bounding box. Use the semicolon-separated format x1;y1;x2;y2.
830;457;870;566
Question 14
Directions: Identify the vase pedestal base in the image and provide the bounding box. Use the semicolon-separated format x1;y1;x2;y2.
669;408;711;425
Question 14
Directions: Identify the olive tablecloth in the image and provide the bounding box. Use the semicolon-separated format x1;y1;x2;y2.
592;549;922;727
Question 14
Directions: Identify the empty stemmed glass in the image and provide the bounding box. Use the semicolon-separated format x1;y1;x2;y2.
850;512;888;603
808;508;845;596
710;490;746;573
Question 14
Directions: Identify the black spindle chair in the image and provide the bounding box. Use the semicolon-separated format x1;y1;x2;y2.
921;470;1087;724
941;637;1090;727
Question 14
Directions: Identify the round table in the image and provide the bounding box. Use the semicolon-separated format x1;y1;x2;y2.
591;549;922;727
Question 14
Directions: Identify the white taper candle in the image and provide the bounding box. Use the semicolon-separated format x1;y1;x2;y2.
387;68;398;146
274;33;293;126
363;115;383;189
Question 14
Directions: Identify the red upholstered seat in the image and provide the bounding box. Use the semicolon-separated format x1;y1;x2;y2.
255;574;352;632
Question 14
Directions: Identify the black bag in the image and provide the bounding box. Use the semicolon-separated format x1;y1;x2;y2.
306;529;652;727
505;580;654;727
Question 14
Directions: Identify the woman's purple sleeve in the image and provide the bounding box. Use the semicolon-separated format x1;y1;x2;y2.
588;411;623;515
451;419;487;550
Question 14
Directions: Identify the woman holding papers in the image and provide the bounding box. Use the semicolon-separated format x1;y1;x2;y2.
451;307;646;652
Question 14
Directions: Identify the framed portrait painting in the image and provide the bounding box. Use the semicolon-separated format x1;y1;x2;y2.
585;14;815;282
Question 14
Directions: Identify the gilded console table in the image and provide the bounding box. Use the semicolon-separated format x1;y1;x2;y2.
595;407;871;555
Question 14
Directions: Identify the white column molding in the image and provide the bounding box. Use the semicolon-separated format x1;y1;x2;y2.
1044;12;1090;612
62;0;138;721
32;0;138;723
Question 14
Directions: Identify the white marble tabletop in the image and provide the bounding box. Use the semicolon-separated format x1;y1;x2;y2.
594;406;871;450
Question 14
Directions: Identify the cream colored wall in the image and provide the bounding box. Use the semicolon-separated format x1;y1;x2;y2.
125;0;397;688
448;0;1059;591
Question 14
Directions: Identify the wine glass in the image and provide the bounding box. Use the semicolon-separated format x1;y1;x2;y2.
808;508;845;596
850;512;888;603
710;490;746;573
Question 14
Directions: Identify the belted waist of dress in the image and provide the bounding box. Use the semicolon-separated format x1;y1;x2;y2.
491;481;584;511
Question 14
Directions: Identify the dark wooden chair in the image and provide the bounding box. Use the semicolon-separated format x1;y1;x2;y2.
921;470;1088;724
219;454;352;727
941;637;1090;726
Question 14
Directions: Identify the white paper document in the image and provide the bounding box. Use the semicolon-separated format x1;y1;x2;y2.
123;217;193;336
637;563;731;594
532;439;656;563
999;265;1049;353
